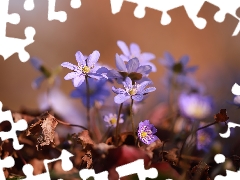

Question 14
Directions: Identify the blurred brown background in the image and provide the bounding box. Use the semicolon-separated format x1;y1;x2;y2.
1;0;240;120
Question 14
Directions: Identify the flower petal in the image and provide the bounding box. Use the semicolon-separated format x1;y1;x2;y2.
32;76;45;89
126;57;139;73
73;75;85;87
142;87;156;94
120;55;129;62
139;53;156;62
116;54;127;71
137;81;152;92
75;51;86;65
112;86;125;94
132;94;143;101
114;94;130;104
137;65;152;75
61;62;78;71
159;52;175;67
107;70;122;79
130;43;141;56
180;55;189;65
117;40;130;56
30;57;42;70
87;50;100;67
123;77;133;88
64;72;78;80
185;66;198;73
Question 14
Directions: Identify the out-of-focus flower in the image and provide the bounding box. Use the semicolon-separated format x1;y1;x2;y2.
108;54;152;83
61;50;108;87
104;113;124;127
228;95;240;108
70;78;110;108
178;93;213;120
138;120;159;145
38;87;87;133
30;57;61;89
112;77;156;104
197;126;217;151
159;52;198;75
117;40;156;72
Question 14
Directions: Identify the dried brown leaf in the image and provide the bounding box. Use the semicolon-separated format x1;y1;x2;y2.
165;148;178;164
72;130;95;149
26;112;58;150
214;109;229;123
81;150;92;169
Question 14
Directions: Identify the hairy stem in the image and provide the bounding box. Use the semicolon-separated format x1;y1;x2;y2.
130;98;137;144
56;118;88;130
115;103;123;145
85;76;91;129
177;120;217;166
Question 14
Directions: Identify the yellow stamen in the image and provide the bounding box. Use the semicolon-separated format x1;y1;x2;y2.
110;118;117;125
82;66;90;74
129;88;137;95
141;132;147;138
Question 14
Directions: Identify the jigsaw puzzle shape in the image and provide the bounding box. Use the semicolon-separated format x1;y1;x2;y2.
116;159;158;180
214;154;240;180
219;122;240;138
48;0;67;22
0;0;36;62
21;149;74;180
110;0;206;28
24;0;35;11
79;169;109;180
0;156;14;180
71;0;82;9
110;0;240;36
0;101;28;150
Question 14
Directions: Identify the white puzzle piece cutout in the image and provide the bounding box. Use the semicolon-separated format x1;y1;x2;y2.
0;156;14;180
21;149;74;180
0;101;28;150
110;0;240;36
0;0;35;62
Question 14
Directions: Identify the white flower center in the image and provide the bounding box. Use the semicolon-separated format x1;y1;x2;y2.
124;83;139;96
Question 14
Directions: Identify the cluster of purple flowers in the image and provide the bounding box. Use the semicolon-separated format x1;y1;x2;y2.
30;40;222;148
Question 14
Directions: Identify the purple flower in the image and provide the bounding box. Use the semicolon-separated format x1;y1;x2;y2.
104;113;124;127
70;78;110;108
228;95;240;108
178;93;213;120
112;77;156;104
108;54;152;83
61;50;108;87
117;40;156;72
30;57;61;89
197;126;217;151
159;52;198;74
138;120;159;145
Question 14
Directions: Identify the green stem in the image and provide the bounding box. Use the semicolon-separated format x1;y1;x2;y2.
130;98;137;144
85;76;90;130
177;120;217;166
196;121;217;131
115;103;123;145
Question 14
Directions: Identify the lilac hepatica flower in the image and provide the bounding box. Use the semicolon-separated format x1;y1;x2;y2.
159;52;198;75
104;113;124;127
112;77;156;104
178;93;213;120
117;40;156;72
197;126;217;152
70;78;110;108
61;50;108;87
30;57;61;89
228;95;240;108
108;54;152;83
138;120;159;145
